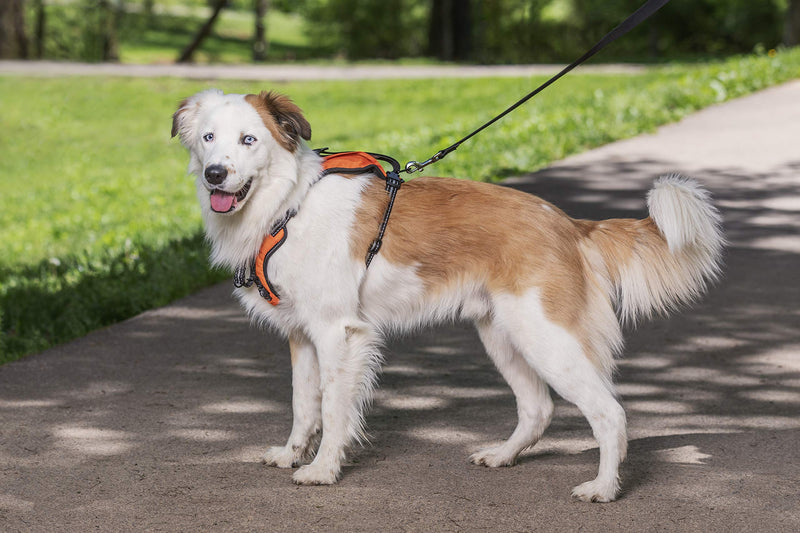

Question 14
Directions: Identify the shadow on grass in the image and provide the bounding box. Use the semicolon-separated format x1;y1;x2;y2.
120;11;333;63
0;231;227;364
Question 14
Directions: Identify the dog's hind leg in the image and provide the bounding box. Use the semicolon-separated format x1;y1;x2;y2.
262;335;322;468
496;292;627;503
470;318;553;467
292;321;381;485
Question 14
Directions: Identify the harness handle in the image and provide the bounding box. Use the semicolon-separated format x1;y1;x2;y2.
315;148;403;267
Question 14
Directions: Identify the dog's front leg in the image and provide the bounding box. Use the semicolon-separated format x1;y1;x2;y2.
292;323;379;485
262;335;322;468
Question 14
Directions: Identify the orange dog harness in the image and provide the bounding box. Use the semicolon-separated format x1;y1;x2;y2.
234;151;401;306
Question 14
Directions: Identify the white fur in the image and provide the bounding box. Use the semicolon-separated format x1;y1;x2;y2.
173;90;724;502
616;173;724;324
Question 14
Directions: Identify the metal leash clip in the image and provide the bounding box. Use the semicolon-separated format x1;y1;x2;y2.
403;150;447;174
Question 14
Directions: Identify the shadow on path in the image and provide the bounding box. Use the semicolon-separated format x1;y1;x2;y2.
1;156;798;531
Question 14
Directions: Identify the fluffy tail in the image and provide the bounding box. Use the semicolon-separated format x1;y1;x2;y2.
586;174;725;325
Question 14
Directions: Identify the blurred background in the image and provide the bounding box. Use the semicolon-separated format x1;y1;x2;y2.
1;0;798;64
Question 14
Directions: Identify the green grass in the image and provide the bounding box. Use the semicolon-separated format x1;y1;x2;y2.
1;49;799;363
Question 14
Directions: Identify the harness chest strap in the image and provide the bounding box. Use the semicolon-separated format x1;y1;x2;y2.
233;212;293;305
254;223;289;304
236;151;401;306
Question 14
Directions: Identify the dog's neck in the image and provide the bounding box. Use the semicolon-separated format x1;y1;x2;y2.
203;143;322;270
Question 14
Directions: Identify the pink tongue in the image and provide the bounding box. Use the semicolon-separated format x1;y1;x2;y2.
210;190;236;212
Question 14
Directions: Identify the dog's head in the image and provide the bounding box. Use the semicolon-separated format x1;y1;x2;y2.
171;89;311;215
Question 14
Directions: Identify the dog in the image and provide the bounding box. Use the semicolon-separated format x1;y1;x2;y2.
171;88;723;502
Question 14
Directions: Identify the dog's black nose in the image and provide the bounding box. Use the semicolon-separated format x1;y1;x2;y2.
204;164;228;185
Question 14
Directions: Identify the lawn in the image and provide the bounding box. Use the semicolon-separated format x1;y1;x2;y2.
1;49;799;362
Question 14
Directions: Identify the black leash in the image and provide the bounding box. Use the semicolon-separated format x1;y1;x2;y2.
305;0;670;274
403;0;671;175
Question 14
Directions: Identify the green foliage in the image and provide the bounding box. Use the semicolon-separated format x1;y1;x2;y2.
118;6;324;64
1;49;799;363
28;1;324;64
304;0;791;63
301;0;428;59
32;1;119;61
24;0;794;64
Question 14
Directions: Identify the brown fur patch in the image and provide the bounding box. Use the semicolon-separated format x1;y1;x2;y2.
351;176;589;328
171;97;198;142
585;217;666;284
170;98;188;138
244;92;311;151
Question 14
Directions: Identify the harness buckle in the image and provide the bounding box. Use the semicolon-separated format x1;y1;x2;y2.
257;285;272;301
384;171;404;192
234;262;255;288
367;239;382;255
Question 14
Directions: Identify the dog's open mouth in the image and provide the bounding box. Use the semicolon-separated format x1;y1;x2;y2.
210;179;253;213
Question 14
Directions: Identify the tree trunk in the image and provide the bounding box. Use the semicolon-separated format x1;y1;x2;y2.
429;0;453;61
452;0;472;61
785;0;800;47
177;0;228;63
428;0;472;62
34;0;46;59
0;0;29;59
99;0;120;62
253;0;269;61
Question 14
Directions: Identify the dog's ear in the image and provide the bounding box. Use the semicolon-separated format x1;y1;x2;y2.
245;91;312;151
171;89;225;146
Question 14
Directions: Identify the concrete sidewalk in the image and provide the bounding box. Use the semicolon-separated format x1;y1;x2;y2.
1;81;799;532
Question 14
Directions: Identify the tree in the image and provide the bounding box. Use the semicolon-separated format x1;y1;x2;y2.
428;0;473;61
786;0;800;46
33;0;46;59
99;0;120;61
302;0;427;60
177;0;229;63
253;0;269;61
0;0;29;59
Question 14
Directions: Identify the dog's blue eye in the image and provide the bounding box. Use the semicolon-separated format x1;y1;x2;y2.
242;135;256;146
202;133;214;142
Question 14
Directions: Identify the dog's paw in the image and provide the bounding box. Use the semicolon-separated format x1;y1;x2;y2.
469;446;517;468
261;446;299;469
571;478;620;503
292;463;340;485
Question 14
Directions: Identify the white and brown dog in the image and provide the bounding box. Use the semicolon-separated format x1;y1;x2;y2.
172;89;723;502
